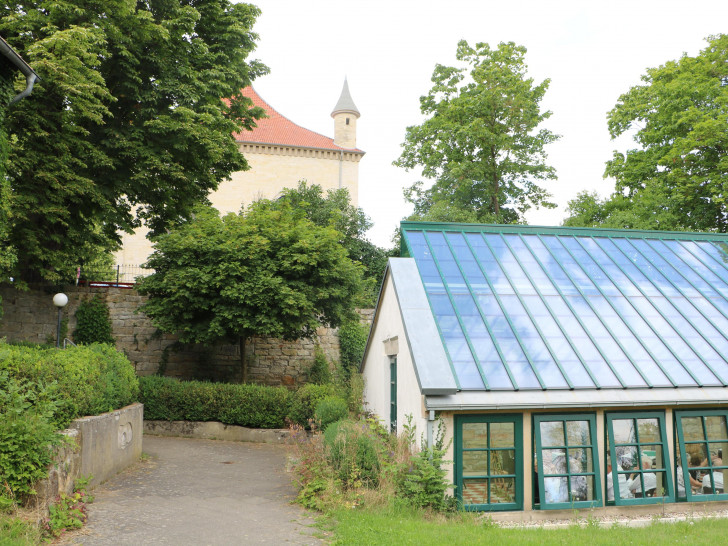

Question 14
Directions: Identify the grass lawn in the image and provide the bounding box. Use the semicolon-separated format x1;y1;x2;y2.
330;504;728;545
0;514;42;546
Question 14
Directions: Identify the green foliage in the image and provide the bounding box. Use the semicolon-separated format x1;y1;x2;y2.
338;319;369;382
287;383;338;428
0;372;62;505
579;34;728;232
0;513;43;545
0;66;17;303
324;420;383;488
308;346;333;385
395;419;453;511
395;40;558;224
275;182;388;306
0;342;139;428
138;202;362;382
138;376;291;428
73;295;114;345
1;0;268;282
314;396;348;431
44;478;93;538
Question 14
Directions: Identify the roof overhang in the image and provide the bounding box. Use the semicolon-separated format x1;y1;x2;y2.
425;387;728;411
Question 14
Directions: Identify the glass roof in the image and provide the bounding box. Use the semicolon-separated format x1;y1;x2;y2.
401;223;728;391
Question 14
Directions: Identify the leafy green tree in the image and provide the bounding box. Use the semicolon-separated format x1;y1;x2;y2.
138;202;363;382
394;40;558;224
275;181;388;305
1;0;267;282
0;60;17;308
595;34;728;232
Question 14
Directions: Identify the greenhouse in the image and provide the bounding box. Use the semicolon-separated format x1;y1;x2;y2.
361;222;728;514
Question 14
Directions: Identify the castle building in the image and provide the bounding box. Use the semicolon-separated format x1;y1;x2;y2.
113;79;364;276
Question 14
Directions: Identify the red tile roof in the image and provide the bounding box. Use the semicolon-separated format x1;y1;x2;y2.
234;87;362;152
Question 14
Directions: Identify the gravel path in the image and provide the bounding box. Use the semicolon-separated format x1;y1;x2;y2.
59;435;322;545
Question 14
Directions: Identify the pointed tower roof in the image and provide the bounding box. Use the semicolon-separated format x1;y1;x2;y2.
331;78;360;118
234;87;363;152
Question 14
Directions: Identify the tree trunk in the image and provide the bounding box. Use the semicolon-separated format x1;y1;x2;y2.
239;336;247;384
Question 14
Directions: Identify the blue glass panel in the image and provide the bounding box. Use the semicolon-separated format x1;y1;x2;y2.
559;360;596;388
444;334;471;361
630;239;701;297
505;360;541;389
685;241;728;286
403;231;430;259
653;240;720;298
531;359;568;389
504;235;559;295
429;293;456;317
583;358;627;387
665;241;728;299
452;359;485;389
478;360;514;389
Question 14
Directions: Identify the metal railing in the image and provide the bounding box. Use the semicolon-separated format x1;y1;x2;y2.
78;264;152;286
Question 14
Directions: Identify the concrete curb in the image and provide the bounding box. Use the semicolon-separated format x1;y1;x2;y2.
144;420;290;443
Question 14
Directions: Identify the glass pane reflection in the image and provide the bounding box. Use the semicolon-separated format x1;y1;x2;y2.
540;422;565;447
462;423;487;449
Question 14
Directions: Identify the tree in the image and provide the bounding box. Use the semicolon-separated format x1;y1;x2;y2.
137;202;363;382
598;34;728;232
394;40;558;224
0;0;268;281
1;54;19;313
274;181;389;305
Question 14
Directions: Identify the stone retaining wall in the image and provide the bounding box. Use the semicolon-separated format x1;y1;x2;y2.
0;285;372;385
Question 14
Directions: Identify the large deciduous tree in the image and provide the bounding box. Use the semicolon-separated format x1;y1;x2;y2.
0;0;267;281
394;40;558;224
578;34;728;232
274;181;389;305
137;202;362;382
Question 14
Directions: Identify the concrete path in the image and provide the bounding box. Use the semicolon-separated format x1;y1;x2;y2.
61;435;322;545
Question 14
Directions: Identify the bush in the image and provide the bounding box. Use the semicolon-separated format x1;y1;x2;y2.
338;319;369;382
287;383;338;428
139;376;291;428
324;420;383;488
73;295;115;345
0;342;139;428
0;373;63;505
314;396;348;431
307;345;332;385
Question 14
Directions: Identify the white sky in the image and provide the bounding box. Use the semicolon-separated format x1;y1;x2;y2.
248;0;728;247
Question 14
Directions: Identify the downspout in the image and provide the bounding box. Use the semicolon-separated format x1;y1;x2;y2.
426;409;435;450
0;37;40;104
338;149;343;189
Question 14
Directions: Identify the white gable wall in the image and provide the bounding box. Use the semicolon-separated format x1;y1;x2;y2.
362;270;427;445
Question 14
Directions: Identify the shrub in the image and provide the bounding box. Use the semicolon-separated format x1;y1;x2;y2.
139;376;291;428
287;383;338;428
0;342;139;428
73;295;115;345
0;373;62;505
314;396;348;431
307;345;332;385
338;319;369;382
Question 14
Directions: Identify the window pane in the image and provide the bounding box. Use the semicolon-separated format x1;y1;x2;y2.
462;451;487;477
566;420;590;446
462;423;487;449
491;450;516;475
702;470;725;494
568;448;593;473
463;479;488;504
706;416;728;441
543;477;568;504
682;417;705;442
709;442;727;465
637;419;661;443
490;422;515;448
615;445;639;471
542;449;567;474
613;419;637;444
687;443;709;468
640;445;664;470
570;475;595;502
540;421;565;447
490;478;516;503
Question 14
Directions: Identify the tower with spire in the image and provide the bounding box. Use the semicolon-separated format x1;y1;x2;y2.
331;78;360;149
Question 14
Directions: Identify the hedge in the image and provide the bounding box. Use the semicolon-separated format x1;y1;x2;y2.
139;376;340;429
0;342;139;428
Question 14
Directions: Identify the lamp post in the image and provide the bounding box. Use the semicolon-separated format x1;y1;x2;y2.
53;293;68;348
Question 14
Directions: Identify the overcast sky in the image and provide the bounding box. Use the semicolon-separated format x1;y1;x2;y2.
247;1;727;247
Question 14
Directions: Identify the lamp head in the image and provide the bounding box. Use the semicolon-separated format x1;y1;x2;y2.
53;293;68;308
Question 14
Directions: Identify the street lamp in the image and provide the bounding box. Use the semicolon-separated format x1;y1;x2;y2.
53;292;68;348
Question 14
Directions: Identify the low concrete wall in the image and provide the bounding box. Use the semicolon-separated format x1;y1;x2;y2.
144;420;289;444
32;403;143;507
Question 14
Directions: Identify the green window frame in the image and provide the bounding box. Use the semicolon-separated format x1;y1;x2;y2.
389;357;397;433
605;411;673;505
534;413;602;509
674;409;728;502
455;414;523;511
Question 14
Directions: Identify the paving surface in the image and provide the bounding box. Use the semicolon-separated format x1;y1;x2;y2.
60;435;322;545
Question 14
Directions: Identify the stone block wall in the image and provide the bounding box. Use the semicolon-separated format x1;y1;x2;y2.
0;285;372;386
